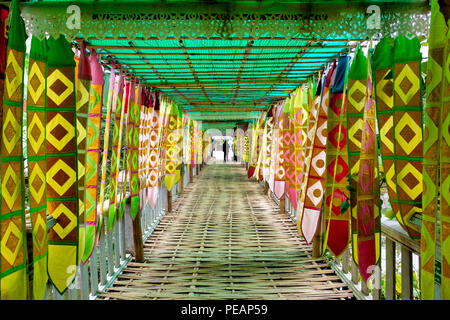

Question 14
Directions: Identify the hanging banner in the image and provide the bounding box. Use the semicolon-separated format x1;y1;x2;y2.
97;66;119;239
421;0;450;300
46;35;79;294
26;36;48;299
75;41;92;265
82;49;104;263
356;46;381;282
300;70;331;245
107;74;127;231
323;56;351;258
346;47;366;265
0;0;27;299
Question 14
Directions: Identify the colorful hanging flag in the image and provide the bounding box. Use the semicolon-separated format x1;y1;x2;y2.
97;65;119;240
421;0;450;300
0;0;27;299
129;83;141;220
165;102;179;191
26;35;48;300
323;56;351;258
355;44;381;282
297;80;322;224
148;96;161;209
300;71;330;245
346;46;367;265
107;74;126;231
75;41;92;266
81;49;104;263
46;35;79;294
273;103;285;199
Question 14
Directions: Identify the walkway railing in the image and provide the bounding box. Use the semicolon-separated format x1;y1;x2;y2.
31;164;199;300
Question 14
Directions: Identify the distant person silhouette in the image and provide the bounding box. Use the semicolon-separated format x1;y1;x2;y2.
223;140;227;162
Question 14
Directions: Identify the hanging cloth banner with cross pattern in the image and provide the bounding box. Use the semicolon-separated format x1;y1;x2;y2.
356;45;381;283
46;35;79;295
421;0;450;300
0;0;27;299
300;70;330;245
81;49;104;264
26;35;48;300
323;56;351;258
346;46;366;266
75;41;92;266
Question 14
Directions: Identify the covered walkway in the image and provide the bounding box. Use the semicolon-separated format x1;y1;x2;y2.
99;164;352;300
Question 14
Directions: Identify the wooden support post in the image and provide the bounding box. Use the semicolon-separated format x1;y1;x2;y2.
189;166;193;181
312;233;321;258
279;196;285;215
342;247;350;274
264;181;269;195
361;279;370;296
179;167;184;195
132;209;144;263
385;238;396;300
167;187;173;213
351;259;359;285
401;245;413;300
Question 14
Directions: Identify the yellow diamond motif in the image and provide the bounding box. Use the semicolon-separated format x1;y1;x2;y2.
348;80;366;112
32;213;46;250
78;159;85;181
1;164;20;210
29;163;46;204
79;198;85;217
397;162;422;200
46;113;75;151
380;115;394;153
76;117;86;146
28;61;45;104
76;82;90;111
395;113;422;155
350;158;360;176
47;69;73;106
385;164;397;193
47;159;76;196
0;220;22;265
376;70;393;108
51;203;77;239
28;113;45;154
5;49;23;99
2;108;21;154
395;64;420;105
348;118;364;150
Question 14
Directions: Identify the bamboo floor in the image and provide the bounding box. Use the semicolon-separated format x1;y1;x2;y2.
99;163;353;300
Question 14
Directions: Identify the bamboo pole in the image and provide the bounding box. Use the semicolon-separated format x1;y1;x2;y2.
145;80;305;87
89;44;354;50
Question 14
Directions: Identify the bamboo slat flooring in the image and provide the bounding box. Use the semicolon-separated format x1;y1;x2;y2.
98;163;353;300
